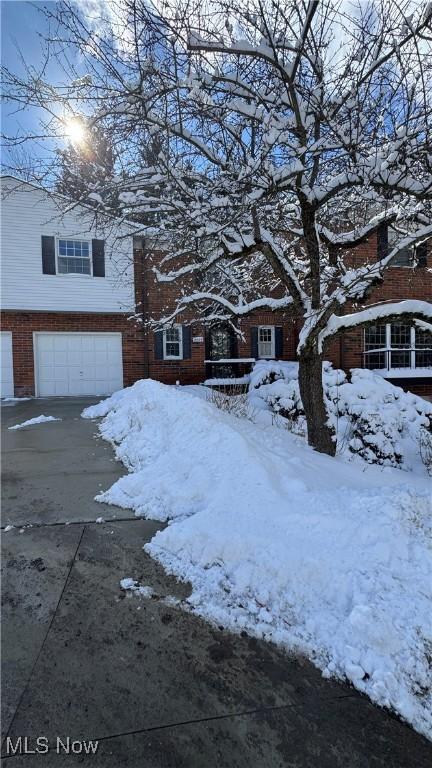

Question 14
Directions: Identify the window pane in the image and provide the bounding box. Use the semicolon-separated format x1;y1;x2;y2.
415;328;432;348
416;349;432;367
364;351;387;369
390;350;410;368
390;323;411;348
166;328;179;343
166;343;179;356
58;257;91;274
390;247;413;267
258;343;272;357
415;328;432;367
388;227;414;266
365;324;386;351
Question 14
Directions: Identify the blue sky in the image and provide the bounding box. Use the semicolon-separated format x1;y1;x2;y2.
1;1;65;166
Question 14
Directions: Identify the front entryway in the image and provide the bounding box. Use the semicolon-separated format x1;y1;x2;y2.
206;324;237;379
34;332;123;396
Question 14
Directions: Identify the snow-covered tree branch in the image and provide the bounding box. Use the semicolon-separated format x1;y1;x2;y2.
2;0;431;454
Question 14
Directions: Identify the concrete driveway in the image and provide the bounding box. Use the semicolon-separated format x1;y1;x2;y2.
1;397;431;767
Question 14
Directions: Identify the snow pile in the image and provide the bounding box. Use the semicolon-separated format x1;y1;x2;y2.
8;415;62;431
250;362;432;469
83;380;432;738
120;578;154;598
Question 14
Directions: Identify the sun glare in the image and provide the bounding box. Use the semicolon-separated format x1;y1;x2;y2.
64;118;86;145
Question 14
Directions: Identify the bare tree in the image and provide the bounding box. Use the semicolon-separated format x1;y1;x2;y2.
2;0;432;454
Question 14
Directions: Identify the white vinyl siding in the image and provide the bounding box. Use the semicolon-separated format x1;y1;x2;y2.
0;177;134;313
34;333;123;396
1;332;14;398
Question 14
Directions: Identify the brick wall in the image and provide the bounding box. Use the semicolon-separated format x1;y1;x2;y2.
1;310;146;396
139;247;301;383
139;234;432;397
324;239;432;397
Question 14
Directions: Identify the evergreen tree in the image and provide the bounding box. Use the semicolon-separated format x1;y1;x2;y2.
56;124;118;214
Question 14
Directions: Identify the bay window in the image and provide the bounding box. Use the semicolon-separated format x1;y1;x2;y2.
364;322;432;371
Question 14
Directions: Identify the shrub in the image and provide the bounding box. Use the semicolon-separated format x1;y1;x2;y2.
348;411;403;466
207;385;257;422
250;361;432;469
418;427;432;476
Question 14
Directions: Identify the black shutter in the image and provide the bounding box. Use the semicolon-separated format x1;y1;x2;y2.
154;331;163;359
377;222;388;261
275;327;283;358
92;239;105;277
251;327;258;358
182;326;191;359
41;236;56;274
415;241;428;268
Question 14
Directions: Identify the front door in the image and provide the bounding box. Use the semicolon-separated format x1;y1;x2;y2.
206;324;237;379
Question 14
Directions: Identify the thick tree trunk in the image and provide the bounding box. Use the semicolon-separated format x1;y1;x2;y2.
298;348;336;456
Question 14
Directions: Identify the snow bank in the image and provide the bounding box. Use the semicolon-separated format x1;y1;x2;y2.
8;415;61;431
82;380;432;738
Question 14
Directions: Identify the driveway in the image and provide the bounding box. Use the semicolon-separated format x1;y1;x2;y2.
1;398;431;767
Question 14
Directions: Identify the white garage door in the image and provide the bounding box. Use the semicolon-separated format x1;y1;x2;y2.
1;332;14;398
34;333;123;396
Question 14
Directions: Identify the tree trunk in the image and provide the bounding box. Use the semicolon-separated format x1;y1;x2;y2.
298;348;336;456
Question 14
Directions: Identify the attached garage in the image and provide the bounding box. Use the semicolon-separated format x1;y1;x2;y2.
1;331;14;398
34;332;123;397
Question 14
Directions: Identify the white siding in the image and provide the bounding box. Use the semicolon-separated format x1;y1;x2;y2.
0;177;135;313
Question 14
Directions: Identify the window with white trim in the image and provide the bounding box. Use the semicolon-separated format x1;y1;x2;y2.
258;326;275;358
364;322;432;370
57;239;91;274
163;326;183;359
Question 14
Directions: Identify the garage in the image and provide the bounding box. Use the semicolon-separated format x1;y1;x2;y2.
34;333;123;396
1;331;14;398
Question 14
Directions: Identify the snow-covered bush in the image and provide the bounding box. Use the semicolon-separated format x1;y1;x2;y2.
348;412;403;466
250;360;298;389
418;427;432;476
250;361;432;469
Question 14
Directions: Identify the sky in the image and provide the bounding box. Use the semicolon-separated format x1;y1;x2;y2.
1;1;66;168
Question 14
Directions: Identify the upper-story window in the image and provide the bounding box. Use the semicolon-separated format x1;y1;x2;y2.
57;239;91;275
388;226;413;267
258;326;275;358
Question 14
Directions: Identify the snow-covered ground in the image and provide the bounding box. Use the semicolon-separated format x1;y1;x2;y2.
82;379;432;739
8;415;61;430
